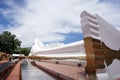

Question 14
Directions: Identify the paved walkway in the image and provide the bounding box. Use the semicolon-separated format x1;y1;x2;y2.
7;61;21;80
22;59;55;80
0;60;8;64
36;61;86;80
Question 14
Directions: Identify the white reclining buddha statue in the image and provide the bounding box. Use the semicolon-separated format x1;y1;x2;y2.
29;11;120;80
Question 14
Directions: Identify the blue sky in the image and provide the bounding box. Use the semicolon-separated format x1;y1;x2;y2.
0;0;120;47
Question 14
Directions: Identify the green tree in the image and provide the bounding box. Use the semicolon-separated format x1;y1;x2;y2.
0;31;21;54
20;47;30;56
14;47;30;56
15;47;30;56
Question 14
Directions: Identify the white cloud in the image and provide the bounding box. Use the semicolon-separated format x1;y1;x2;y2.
1;0;120;47
116;27;120;31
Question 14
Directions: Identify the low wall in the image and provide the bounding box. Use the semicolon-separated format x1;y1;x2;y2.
0;62;13;80
0;60;19;80
41;59;86;67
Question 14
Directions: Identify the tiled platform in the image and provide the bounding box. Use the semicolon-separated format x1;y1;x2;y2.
35;61;86;80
